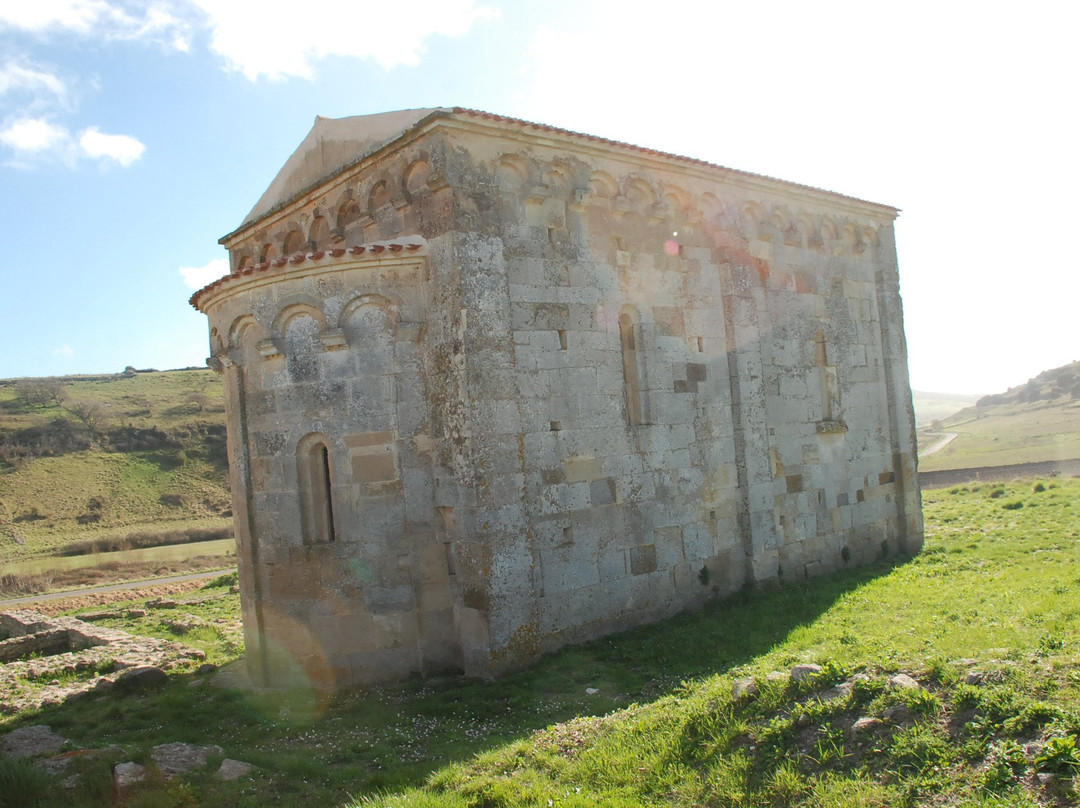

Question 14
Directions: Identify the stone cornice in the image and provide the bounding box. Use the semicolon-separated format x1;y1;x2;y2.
190;239;426;313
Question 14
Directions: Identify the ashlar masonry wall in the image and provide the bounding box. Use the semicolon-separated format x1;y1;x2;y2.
194;110;922;690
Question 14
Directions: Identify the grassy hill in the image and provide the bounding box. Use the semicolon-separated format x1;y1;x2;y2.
1;477;1078;807
918;362;1080;472
0;369;231;573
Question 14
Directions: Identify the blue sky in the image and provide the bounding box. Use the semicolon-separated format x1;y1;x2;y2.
0;0;1076;394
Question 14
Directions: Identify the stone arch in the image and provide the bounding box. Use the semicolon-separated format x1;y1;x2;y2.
797;212;820;249
403;158;431;198
367;177;392;211
275;303;326;383
623;177;655;212
588;170;618;199
742;201;768;240
496;154;528;191
336;196;362;230
619;305;645;427
543;162;571;195
259;243;277;263
297;432;337;545
283;228;305;256
820;216;839;243
226;315;267;370
309;215;331;250
771;205;799;245
236;254;252;272
841;221;864;253
340;293;398;332
342;297;397;430
862;224;879;247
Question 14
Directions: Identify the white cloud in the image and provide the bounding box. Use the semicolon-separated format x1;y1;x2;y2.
0;61;67;100
78;127;144;165
53;344;75;358
188;0;497;80
179;258;229;290
0;0;191;44
0;118;69;152
0;0;114;33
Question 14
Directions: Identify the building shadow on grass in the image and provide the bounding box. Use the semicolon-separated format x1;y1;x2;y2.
12;556;909;804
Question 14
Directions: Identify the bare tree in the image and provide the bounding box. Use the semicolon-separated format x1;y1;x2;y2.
65;400;109;439
15;379;66;408
184;392;211;413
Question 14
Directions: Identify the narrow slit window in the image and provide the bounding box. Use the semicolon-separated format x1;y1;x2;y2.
619;311;643;426
299;435;336;544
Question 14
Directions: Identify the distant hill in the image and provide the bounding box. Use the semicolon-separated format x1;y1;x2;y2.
911;390;982;427
0;368;231;560
918;361;1080;472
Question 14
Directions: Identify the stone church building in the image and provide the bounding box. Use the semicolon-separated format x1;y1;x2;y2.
191;108;922;690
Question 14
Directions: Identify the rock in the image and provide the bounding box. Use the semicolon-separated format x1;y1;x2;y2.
820;682;853;701
790;664;822;683
115;666;168;693
849;673;872;685
77;610;122;622
217;758;254;781
151;742;223;777
732;678;758;700
796;713;811;727
964;670;984;685
765;671;787;683
883;704;912;722
125;609;147;618
888;673;920;689
147;599;177;609
113;762;147;791
1037;772;1056;785
2;725;67;758
585;687;599;695
852;717;880;732
197;663;218;675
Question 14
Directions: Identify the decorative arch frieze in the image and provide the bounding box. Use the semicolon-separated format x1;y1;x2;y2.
496;154;528;191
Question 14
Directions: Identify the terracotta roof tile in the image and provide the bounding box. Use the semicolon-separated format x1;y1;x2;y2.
189;239;425;311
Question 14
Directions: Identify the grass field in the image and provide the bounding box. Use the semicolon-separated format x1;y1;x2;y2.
919;399;1080;472
1;477;1078;807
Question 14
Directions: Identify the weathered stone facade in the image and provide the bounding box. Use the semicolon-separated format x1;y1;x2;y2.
192;108;922;690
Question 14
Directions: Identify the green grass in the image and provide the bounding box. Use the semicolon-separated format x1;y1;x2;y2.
1;478;1078;807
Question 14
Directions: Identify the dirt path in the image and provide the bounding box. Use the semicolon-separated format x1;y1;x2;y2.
0;567;236;611
921;432;959;457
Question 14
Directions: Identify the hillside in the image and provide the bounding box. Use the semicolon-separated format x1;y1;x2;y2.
0;369;231;564
918;361;1080;472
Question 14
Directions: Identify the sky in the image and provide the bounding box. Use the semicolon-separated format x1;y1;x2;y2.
0;0;1076;395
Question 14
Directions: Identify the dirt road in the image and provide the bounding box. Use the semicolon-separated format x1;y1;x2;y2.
0;567;236;610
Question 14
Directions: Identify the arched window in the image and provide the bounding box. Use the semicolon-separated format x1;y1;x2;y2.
298;434;336;544
619;310;644;426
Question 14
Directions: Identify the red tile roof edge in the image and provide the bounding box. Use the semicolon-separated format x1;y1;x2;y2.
189;240;425;311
